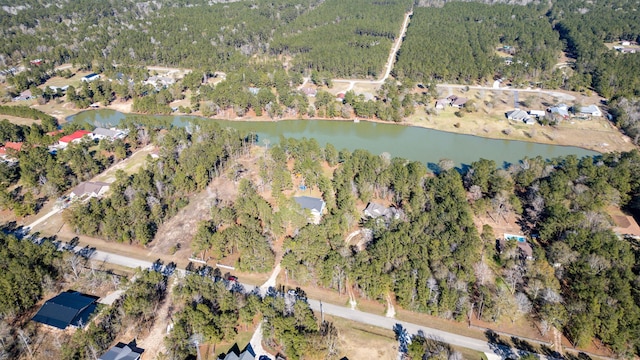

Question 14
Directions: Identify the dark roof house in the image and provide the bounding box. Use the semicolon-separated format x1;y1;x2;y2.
99;340;144;360
221;343;255;360
32;290;99;329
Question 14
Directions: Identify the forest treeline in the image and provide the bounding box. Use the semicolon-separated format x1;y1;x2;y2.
270;0;412;78
0;0;408;78
178;134;640;357
394;2;562;84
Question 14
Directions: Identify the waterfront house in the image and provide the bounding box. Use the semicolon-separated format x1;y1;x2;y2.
294;196;326;224
99;340;144;360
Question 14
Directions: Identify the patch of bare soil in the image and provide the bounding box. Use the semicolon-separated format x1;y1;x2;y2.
149;149;269;259
473;210;525;239
607;205;640;237
137;277;177;357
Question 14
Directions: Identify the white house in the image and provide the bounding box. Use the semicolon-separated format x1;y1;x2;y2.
579;105;602;117
92;127;127;141
81;73;100;82
528;110;546;119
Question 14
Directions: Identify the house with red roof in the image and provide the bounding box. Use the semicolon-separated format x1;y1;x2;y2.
0;142;23;160
58;130;92;148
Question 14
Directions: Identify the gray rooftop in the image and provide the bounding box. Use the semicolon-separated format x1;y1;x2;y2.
93;127;122;138
294;196;325;213
99;341;144;360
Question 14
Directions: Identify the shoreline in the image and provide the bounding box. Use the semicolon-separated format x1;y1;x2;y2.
63;104;637;154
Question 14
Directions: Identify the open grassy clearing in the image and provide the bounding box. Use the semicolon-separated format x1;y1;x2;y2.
323;314;397;360
0;114;41;125
90;144;155;183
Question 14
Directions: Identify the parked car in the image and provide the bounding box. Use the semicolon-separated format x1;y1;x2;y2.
227;275;238;282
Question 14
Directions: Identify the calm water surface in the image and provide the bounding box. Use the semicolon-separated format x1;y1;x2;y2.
69;110;599;167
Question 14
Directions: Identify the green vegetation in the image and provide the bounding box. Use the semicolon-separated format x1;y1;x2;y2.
64;123;253;245
62;269;168;359
0;233;62;316
164;272;336;360
395;3;562;84
551;0;640;98
0;106;57;125
271;0;412;77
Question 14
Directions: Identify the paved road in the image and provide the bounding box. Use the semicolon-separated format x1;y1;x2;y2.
434;83;576;102
307;299;492;354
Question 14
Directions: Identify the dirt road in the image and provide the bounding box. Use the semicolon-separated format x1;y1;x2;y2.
333;9;413;89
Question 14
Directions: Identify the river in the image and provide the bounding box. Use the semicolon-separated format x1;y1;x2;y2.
69;110;598;168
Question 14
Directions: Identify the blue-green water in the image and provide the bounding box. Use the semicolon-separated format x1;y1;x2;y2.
68;110;599;167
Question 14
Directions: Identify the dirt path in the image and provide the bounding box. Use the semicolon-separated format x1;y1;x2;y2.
137;276;177;357
333;9;412;87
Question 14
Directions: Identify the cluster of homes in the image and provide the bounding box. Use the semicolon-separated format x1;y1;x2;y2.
294;195;402;225
505;103;602;125
613;41;638;54
32;289;270;360
32;290;144;360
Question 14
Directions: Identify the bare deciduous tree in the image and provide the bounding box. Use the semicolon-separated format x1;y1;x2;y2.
473;261;493;286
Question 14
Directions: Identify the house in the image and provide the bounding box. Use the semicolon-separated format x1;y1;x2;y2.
221;343;255;360
336;93;346;102
81;73;100;82
364;202;391;218
499;234;534;261
435;98;451;110
506;109;531;122
447;95;468;109
248;87;260;95
47;85;69;93
12;89;34;101
0;141;23;157
99;340;144;360
30;59;43;66
92;127;127;141
578;105;602;117
294;196;326;224
528;110;546;119
301;87;317;97
144;76;175;90
547;104;570;120
58;130;93;148
32;290;99;329
70;181;110;199
621;41;631;46
621;48;637;54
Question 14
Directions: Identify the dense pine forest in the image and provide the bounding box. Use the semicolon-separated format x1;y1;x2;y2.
270;0;412;77
394;2;562;84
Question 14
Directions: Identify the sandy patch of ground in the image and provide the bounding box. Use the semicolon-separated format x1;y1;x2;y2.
149;149;268;260
607;205;640;237
106;99;133;113
0;114;41;126
137;276;177;358
326;314;397;360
